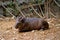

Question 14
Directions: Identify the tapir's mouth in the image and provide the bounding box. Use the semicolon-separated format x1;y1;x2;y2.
15;23;20;29
15;26;18;29
15;22;22;29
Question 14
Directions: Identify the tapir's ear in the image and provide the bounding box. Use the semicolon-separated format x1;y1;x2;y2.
16;16;25;23
17;16;23;21
21;17;25;23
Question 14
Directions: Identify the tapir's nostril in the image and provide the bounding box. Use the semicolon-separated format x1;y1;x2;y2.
15;22;20;29
14;23;18;29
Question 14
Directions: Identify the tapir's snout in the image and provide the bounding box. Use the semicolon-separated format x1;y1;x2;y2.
14;23;20;29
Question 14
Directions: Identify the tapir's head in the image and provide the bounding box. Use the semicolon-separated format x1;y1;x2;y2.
14;16;25;29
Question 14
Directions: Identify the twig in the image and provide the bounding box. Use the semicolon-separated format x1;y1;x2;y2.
39;5;44;17
44;0;49;19
54;0;60;7
14;1;26;17
50;11;57;18
0;14;5;18
31;5;42;18
2;4;16;18
49;7;57;18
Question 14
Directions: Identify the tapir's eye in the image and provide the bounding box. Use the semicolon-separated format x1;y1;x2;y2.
19;17;22;19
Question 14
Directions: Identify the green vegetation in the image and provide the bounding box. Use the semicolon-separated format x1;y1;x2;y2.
0;0;60;18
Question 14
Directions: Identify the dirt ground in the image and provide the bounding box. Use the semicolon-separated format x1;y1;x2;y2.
0;18;60;40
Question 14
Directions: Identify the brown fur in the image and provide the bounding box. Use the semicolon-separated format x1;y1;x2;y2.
15;17;49;32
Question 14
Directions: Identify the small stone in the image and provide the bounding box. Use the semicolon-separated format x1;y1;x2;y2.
23;33;27;36
31;30;35;32
56;27;60;29
5;30;10;33
45;39;50;40
1;38;5;40
12;38;17;40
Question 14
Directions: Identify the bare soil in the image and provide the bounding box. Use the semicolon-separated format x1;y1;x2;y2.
0;18;60;40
